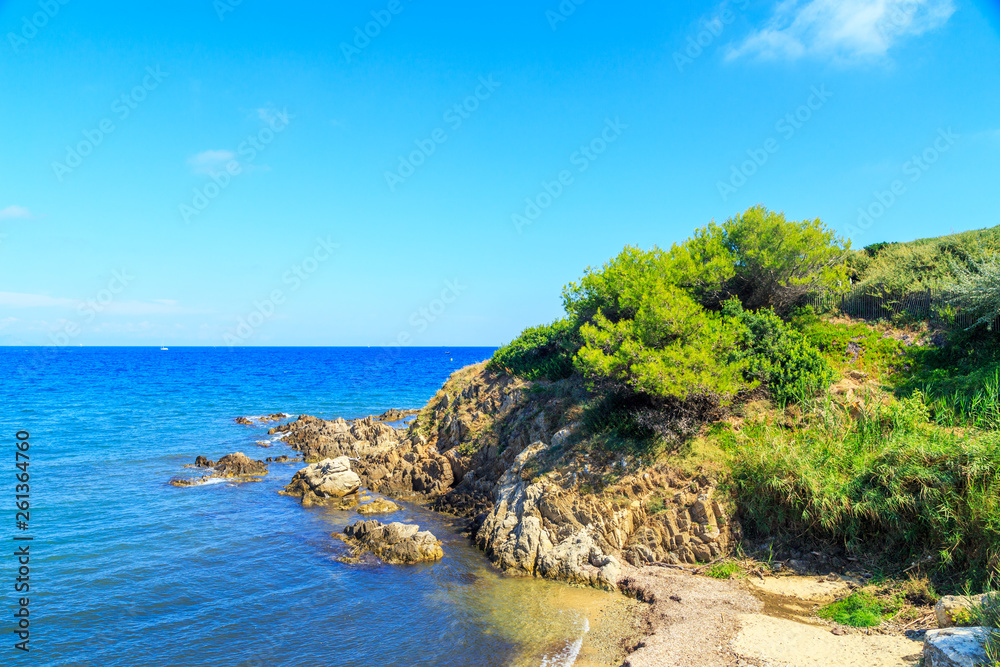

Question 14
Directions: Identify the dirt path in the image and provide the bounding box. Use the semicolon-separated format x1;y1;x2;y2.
615;566;925;667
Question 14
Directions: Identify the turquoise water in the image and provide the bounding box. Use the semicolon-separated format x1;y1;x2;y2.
1;347;597;666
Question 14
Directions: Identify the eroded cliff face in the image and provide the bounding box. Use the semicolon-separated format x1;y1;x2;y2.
275;362;738;589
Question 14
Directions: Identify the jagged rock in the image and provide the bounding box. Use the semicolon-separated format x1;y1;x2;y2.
268;364;738;591
357;498;401;515
269;415;404;462
235;416;253;425
375;408;420;423
923;627;989;666
281;457;361;507
476;441;623;590
171;452;267;486
338;520;443;564
213;452;268;477
550;423;578;449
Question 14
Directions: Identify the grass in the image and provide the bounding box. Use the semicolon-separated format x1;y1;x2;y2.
971;591;1000;664
818;591;898;627
791;313;915;379
704;561;741;579
724;393;1000;587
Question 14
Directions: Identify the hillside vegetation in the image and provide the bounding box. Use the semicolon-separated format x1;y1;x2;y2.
488;205;1000;589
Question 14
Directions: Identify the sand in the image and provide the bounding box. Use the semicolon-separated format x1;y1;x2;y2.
608;567;926;667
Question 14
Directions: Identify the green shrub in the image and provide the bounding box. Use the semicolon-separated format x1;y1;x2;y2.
724;299;833;404
574;283;745;402
562;245;670;326
646;495;666;514
818;591;896;627
947;253;1000;330
705;561;741;579
669;205;851;313
488;319;576;380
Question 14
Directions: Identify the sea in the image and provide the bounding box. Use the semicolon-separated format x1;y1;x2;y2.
0;347;609;667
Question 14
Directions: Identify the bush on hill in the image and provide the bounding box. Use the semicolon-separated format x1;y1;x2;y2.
667;205;851;313
487;319;575;381
947;253;1000;330
724;299;833;405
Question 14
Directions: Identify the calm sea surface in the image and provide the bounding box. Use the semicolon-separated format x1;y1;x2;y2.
0;347;602;667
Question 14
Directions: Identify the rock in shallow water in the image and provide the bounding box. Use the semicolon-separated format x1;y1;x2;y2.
281;456;362;506
170;452;268;486
337;519;443;564
357;498;401;515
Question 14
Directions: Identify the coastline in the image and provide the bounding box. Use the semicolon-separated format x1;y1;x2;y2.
204;360;935;666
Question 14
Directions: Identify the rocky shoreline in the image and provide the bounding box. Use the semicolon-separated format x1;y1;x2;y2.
169;364;971;665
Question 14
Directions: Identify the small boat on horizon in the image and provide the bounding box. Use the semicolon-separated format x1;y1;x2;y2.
160;346;168;351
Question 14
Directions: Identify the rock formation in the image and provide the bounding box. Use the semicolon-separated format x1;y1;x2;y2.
281;456;362;507
374;408;420;423
357;498;401;515
337;520;443;564
170;452;268;486
269;363;739;591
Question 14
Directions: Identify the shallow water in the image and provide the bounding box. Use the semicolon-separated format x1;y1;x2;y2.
1;347;610;666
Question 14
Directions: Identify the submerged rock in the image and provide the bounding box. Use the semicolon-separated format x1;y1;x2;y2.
338;520;443;564
235;413;288;425
357;498;401;515
281;457;362;506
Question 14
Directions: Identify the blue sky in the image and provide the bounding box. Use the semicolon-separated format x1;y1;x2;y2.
1;0;998;346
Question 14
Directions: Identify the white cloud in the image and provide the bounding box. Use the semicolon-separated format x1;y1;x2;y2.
0;205;32;220
0;292;78;308
728;0;956;63
187;149;237;174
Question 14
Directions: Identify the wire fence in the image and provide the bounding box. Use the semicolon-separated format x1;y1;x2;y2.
810;287;998;330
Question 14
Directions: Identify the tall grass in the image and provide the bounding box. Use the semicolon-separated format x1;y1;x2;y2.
726;396;1000;586
924;368;1000;431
